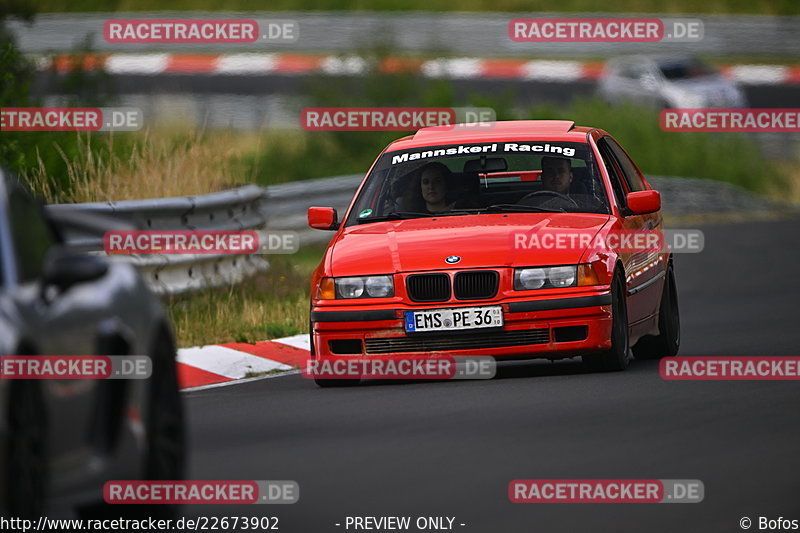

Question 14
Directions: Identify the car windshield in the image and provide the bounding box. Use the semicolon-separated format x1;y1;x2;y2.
346;140;609;226
658;58;717;80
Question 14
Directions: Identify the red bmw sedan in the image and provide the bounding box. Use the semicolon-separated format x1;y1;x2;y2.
308;120;679;386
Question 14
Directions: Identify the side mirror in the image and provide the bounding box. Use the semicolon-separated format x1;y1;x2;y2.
308;207;339;231
42;251;108;294
627;190;661;215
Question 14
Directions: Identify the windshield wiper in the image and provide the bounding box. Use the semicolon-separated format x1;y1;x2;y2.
357;211;431;223
482;204;565;214
356;210;476;223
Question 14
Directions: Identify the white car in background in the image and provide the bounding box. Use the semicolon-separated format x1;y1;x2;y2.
598;55;747;109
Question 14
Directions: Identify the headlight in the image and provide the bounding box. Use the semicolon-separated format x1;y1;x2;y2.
548;266;576;287
364;275;394;297
336;277;365;298
514;266;578;290
515;268;546;290
331;275;394;299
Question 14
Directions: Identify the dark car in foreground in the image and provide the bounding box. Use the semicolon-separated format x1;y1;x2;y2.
0;169;184;517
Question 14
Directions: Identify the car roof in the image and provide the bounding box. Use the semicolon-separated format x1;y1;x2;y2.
385;120;593;152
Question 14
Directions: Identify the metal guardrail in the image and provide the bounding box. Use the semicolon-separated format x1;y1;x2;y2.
47;185;270;295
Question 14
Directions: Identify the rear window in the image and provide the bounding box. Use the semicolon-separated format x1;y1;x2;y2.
346;141;609;227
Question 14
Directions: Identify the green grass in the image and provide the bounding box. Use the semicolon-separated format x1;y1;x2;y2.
166;245;324;348
23;128;260;203
25;0;800;15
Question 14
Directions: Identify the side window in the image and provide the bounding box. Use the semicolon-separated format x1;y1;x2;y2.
597;140;629;212
605;137;646;192
8;186;55;282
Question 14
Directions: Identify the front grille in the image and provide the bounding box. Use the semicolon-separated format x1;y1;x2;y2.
406;273;451;302
365;329;550;354
454;270;499;300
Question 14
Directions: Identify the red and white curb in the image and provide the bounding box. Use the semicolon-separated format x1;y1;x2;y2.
36;53;800;85
177;334;310;391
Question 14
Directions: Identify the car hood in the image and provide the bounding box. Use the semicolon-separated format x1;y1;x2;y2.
329;213;611;275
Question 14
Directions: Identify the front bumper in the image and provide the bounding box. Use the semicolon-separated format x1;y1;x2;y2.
311;292;613;360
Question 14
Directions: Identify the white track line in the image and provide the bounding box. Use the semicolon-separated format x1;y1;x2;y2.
177;345;292;379
272;334;311;351
182;369;302;393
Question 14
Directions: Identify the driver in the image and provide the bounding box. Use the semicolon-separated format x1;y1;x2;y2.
403;162;456;214
540;156;573;195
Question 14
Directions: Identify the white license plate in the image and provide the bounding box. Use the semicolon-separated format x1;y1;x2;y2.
404;306;503;333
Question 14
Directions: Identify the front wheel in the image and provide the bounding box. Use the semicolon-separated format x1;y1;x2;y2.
139;329;185;519
633;264;680;360
145;329;185;481
583;273;630;372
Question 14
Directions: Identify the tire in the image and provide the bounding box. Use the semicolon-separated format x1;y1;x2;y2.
633;264;680;360
85;330;186;521
4;380;47;518
583;273;630;372
145;329;185;481
139;329;185;519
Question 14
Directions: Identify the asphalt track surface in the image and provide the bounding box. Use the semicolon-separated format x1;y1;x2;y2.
184;217;800;533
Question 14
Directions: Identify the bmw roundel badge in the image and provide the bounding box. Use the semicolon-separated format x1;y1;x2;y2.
445;255;461;264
